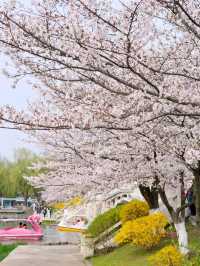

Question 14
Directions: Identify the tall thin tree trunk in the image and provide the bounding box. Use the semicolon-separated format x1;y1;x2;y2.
158;186;189;254
193;173;200;224
174;221;188;255
139;153;160;209
191;162;200;225
139;185;159;209
180;171;186;219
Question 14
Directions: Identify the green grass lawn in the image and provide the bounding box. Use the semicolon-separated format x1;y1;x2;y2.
91;239;171;266
0;244;18;262
91;225;200;266
188;224;200;248
42;220;57;225
91;244;154;266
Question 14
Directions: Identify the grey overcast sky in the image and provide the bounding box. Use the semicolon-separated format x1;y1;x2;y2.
0;54;40;159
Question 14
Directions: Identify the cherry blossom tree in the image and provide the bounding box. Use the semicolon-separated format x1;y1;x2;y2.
0;0;199;129
1;0;200;253
27;121;192;253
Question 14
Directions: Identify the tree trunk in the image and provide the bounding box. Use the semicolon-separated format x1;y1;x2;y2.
139;185;159;209
24;191;29;207
158;186;189;254
158;186;174;218
193;175;200;224
192;163;200;225
25;196;28;207
180;171;186;219
174;221;188;255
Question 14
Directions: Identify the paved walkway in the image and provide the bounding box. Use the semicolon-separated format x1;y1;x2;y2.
1;245;86;266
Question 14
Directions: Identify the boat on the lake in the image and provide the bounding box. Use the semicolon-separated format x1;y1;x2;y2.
0;214;43;240
58;209;88;233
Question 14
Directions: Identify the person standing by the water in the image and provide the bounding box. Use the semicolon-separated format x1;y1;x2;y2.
46;208;51;219
43;207;47;219
50;208;53;218
32;202;36;214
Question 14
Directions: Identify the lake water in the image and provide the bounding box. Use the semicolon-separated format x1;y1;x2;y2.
41;225;80;245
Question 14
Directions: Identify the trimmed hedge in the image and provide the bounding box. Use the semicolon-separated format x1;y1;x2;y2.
86;206;121;237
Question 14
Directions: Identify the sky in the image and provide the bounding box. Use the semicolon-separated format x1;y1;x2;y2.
0;54;40;160
0;0;119;160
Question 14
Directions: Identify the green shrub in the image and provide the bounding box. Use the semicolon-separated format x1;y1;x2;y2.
120;199;149;224
86;206;121;237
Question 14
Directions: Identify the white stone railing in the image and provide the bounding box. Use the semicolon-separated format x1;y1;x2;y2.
80;221;121;258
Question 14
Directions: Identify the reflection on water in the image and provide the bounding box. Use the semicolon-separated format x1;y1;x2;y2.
0;222;80;245
41;225;80;244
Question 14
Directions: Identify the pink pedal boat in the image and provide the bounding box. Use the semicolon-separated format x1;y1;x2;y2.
0;214;43;240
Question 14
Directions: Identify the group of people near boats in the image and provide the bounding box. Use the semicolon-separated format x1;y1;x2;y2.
32;203;53;219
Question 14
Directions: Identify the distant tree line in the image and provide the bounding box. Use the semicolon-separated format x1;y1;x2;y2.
0;149;42;202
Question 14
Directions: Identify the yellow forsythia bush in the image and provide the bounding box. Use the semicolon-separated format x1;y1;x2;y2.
65;196;83;207
149;245;183;266
115;212;168;249
51;197;83;210
120;199;149;224
51;202;65;210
